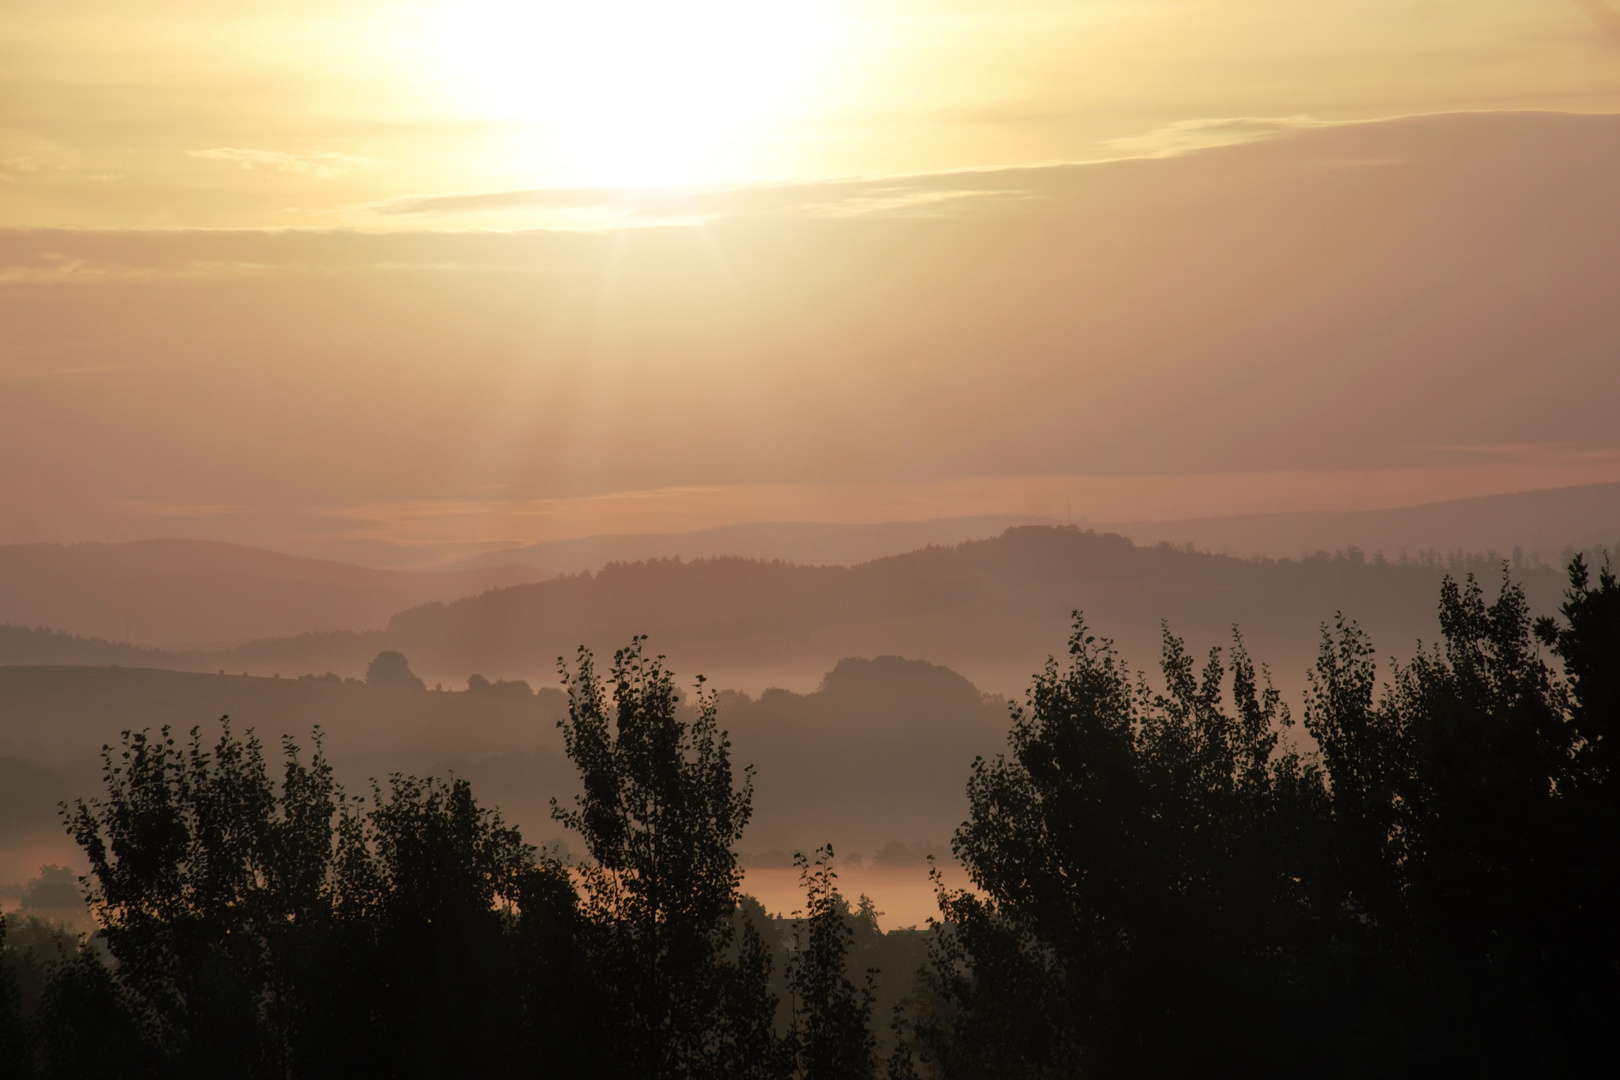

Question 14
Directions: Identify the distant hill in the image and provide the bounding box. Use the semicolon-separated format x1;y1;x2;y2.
442;485;1619;575
379;527;1578;698
450;515;1050;574
1102;482;1620;561
0;539;549;647
0;527;1572;703
437;483;1617;578
718;655;1007;856
3;485;1607;658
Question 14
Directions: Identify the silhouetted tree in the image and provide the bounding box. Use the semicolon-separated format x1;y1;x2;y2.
325;774;539;1078
553;638;787;1080
1303;565;1620;1072
916;616;1325;1077
366;651;424;690
507;850;602;1076
31;941;159;1080
49;719;584;1079
785;847;877;1080
917;561;1620;1077
61;722;341;1076
0;916;29;1079
0;915;89;1079
1534;553;1620;1065
1539;553;1620;786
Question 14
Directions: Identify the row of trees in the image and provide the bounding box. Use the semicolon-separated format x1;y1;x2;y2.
2;559;1616;1077
0;638;894;1079
919;556;1619;1076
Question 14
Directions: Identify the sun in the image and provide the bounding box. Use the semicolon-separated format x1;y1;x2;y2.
429;0;841;188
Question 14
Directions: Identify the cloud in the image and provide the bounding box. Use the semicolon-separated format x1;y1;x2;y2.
361;171;1031;223
1103;115;1332;159
0;157;40;183
187;148;390;179
0;250;278;284
360;115;1347;224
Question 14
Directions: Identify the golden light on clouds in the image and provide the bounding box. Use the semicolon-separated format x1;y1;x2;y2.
3;0;1618;228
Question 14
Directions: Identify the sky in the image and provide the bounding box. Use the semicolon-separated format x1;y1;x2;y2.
3;1;1620;566
5;0;1620;227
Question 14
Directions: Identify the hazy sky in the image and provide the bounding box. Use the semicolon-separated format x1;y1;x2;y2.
3;3;1620;565
6;0;1620;227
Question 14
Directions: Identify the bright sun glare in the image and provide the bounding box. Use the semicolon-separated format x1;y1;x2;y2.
431;0;841;188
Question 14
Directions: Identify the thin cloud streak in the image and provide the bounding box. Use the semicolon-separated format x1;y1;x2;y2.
1103;115;1333;158
362;174;1034;223
360;116;1332;223
187;148;391;179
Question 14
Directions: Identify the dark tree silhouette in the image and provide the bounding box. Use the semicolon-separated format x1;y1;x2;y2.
1538;553;1620;783
42;720;582;1079
365;651;424;690
912;561;1620;1078
916;618;1324;1077
61;722;339;1076
327;774;544;1078
1301;564;1620;1072
30;943;158;1080
0;917;28;1078
785;847;877;1080
1534;553;1620;1062
552;637;787;1080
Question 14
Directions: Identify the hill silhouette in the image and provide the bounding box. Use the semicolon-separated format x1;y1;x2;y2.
449;515;1050;574
446;484;1620;575
0;527;1574;701
237;526;1574;697
1106;481;1620;561
0;539;549;647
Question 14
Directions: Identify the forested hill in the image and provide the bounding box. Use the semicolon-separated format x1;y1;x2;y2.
349;525;1572;694
2;526;1568;698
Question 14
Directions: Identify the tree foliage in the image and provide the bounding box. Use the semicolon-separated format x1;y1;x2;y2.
553;637;786;1080
25;722;580;1079
911;560;1620;1077
918;619;1323;1077
785;847;877;1080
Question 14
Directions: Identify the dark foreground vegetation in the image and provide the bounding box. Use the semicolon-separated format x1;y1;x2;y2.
1;557;1616;1078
